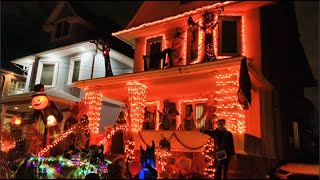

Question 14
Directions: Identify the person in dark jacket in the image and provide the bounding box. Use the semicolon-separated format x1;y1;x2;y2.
200;119;235;179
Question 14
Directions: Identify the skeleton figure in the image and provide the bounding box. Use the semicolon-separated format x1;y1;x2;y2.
196;94;218;129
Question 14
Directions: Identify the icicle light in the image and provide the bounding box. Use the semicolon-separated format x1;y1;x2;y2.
127;81;147;133
215;68;246;134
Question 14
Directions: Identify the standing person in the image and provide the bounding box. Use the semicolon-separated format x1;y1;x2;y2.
199;119;235;179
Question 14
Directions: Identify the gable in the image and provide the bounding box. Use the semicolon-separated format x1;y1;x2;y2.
56;3;76;20
126;1;220;29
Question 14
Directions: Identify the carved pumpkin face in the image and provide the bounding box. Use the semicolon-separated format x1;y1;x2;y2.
46;115;57;128
31;95;48;110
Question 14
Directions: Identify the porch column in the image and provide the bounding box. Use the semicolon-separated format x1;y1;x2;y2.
126;81;147;133
0;104;7;151
85;90;103;145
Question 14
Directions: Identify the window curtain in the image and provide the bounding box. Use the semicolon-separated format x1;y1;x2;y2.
195;104;205;128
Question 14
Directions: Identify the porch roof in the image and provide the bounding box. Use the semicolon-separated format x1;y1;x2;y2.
1;88;79;114
75;56;273;102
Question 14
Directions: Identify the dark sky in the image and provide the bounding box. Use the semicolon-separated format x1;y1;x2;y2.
1;1;143;73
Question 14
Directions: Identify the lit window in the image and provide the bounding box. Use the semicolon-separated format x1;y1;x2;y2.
68;57;81;84
8;80;25;95
55;21;70;38
36;60;59;87
195;103;206;128
218;16;241;56
187;25;199;64
143;106;156;130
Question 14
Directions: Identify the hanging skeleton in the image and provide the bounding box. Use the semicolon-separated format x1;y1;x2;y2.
188;5;224;63
90;37;113;77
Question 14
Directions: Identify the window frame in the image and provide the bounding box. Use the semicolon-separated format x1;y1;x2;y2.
187;24;200;64
52;19;72;41
145;36;164;70
67;56;82;85
181;102;206;128
217;16;242;57
8;80;26;95
35;60;59;87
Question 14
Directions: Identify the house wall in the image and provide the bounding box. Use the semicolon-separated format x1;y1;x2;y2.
100;101;120;133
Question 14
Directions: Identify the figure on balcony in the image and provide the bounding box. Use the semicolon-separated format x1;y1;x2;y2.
196;93;218;129
159;100;180;130
183;105;196;131
143;48;174;71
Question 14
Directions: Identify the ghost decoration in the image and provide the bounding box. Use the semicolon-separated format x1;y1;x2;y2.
32;84;63;149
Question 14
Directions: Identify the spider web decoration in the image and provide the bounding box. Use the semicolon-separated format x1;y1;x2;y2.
166;28;187;63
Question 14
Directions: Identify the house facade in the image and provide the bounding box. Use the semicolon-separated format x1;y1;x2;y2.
74;1;316;177
0;1;134;151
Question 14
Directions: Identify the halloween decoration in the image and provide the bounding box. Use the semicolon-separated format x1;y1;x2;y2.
90;37;113;78
32;84;63;151
203;138;216;178
143;48;174;71
166;28;186;63
139;140;158;179
159;99;180;130
11;116;21;125
196;93;217;129
238;57;252;110
155;137;171;176
128;160;141;176
183;105;196;130
188;6;224;63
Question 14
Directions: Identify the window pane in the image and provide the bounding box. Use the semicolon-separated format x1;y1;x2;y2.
55;22;63;38
16;82;25;94
149;41;162;69
40;64;55;85
195;103;206;128
8;80;17;95
63;21;70;36
222;20;238;54
72;60;80;83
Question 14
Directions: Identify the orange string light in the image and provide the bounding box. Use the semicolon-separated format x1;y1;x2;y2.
127;81;147;133
85;91;103;134
215;68;246;134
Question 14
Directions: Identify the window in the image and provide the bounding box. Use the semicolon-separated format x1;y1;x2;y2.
144;36;163;70
35;60;59;87
55;21;70;38
68;57;81;84
8;80;25;95
195;103;206;128
187;25;199;64
144;106;157;130
218;16;241;56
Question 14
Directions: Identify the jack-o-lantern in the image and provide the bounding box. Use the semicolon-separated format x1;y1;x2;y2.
11;116;21;125
31;95;49;110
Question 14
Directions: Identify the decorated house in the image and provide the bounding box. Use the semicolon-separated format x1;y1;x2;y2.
74;1;316;178
0;1;134;154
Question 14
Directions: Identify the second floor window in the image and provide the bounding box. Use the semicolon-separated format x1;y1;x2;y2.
68;57;81;84
144;36;163;70
187;25;199;64
218;16;241;56
55;21;70;39
8;80;25;95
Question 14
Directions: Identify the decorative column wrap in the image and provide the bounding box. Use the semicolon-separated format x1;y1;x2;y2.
126;81;147;133
215;68;246;134
85;90;102;144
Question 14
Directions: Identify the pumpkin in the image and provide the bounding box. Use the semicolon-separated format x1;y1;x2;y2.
31;95;49;110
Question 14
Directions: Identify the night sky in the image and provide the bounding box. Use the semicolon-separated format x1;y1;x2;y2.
1;1;143;73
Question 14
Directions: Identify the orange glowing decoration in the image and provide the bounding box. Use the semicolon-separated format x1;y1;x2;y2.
31;95;49;110
126;81;147;133
215;68;246;134
202;138;216;178
1;141;16;153
85;90;103;134
155;148;171;173
11;116;21;125
145;101;160;130
112;1;233;36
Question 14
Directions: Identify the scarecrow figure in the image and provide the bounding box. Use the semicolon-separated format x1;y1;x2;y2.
31;84;63;153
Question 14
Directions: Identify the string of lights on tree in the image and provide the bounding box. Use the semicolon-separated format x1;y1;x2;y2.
126;81;147;133
124;136;135;165
215;68;246;134
155;137;171;175
202;138;215;178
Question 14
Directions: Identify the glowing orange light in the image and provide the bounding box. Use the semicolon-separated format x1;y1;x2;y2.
127;81;147;133
215;68;246;134
85;91;102;134
155;148;171;173
112;1;233;36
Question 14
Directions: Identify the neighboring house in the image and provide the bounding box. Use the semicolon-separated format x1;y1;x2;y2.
74;1;315;178
0;1;134;141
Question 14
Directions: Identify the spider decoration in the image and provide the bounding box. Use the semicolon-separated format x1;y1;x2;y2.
90;37;113;77
166;28;186;63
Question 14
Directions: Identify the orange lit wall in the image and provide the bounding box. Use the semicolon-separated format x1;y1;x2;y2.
246;88;261;138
